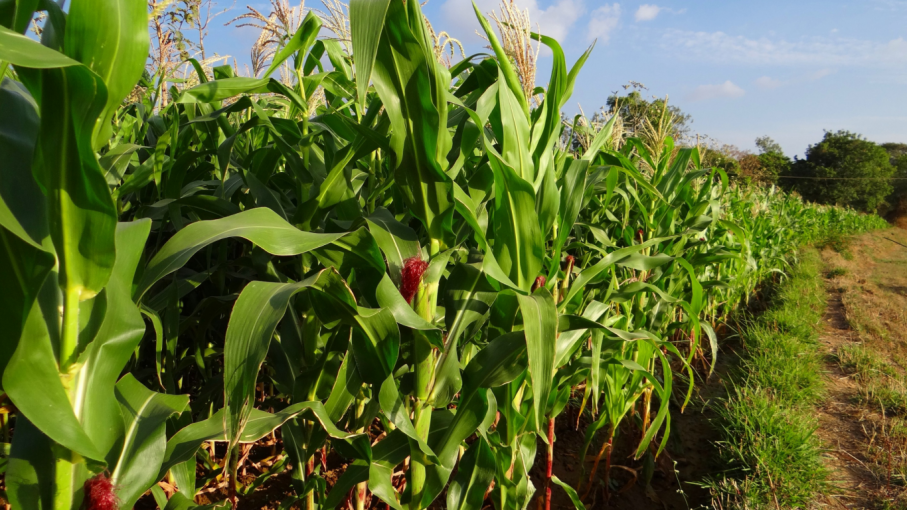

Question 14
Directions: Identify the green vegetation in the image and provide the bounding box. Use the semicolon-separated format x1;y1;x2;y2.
0;1;890;510
754;136;792;183
707;249;830;508
839;343;907;416
783;130;895;213
821;231;907;506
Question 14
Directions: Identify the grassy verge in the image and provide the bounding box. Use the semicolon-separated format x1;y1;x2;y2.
705;248;830;509
822;230;907;506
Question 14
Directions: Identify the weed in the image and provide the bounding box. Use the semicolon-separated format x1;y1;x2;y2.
828;267;848;278
705;250;830;508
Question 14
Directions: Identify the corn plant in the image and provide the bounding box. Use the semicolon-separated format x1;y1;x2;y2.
0;0;888;509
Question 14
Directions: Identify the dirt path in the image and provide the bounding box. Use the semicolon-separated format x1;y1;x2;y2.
815;290;878;509
813;231;907;509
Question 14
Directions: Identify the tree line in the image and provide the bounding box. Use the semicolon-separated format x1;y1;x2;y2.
603;90;905;215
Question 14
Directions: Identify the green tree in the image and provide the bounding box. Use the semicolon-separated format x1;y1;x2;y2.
881;142;907;160
786;130;894;213
755;135;784;155
752;136;791;183
882;143;907;210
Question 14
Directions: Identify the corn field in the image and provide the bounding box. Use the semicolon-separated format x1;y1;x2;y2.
0;1;887;509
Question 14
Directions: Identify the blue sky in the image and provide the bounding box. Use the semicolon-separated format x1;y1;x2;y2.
204;0;907;157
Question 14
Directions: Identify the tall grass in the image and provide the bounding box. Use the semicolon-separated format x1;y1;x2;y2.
707;250;830;508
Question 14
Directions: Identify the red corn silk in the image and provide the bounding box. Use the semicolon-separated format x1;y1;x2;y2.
637;229;645;242
531;276;546;292
400;257;428;304
562;255;575;272
83;474;118;510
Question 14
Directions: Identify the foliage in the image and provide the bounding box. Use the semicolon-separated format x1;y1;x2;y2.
0;2;889;510
606;89;693;142
882;142;907;211
755;135;784;155
707;249;829;509
783;130;894;213
757;150;792;182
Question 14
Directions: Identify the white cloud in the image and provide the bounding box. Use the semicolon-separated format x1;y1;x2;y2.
686;81;745;102
755;76;783;89
587;4;621;43
440;0;585;45
663;30;907;68
634;4;661;21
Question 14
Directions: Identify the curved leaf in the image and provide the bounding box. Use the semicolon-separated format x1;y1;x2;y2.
136;208;346;298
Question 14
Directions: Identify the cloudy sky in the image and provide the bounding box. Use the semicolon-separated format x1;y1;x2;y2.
205;0;907;156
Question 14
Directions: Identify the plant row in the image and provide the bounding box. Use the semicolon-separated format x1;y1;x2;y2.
0;1;887;509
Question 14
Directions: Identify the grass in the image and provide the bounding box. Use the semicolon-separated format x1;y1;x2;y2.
820;229;907;508
824;231;907;420
838;343;907;417
705;248;830;509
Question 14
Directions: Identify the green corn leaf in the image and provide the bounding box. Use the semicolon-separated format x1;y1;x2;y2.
517;288;558;435
366;208;421;286
378;376;439;464
222;269;356;449
324;430;408;509
488;151;545;292
549;159;589;279
368;0;454;242
99;143;144;183
5;416;55;510
462;332;528;395
136;208;346;299
471;2;528;117
4;277;106;466
375;274;438;331
446;437;495;510
0;25;81;68
581;114;617;161
418;391;490;508
0;78;48;247
0;78;54;383
349;0;392;109
555;301;610;368
323;352;364;422
263;11;321;78
73;220;151;461
443;263;497;345
0;225;53;387
164;492;229;510
561;236;677;306
350;307;400;385
160;401;360;479
33;66;118;303
451;182;521;290
110;374;189;509
65;0;149;148
177;77;269;103
551;475;586;510
527;33;566;179
495;68;533;182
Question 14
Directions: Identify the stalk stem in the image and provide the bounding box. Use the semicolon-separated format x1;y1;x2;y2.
582;426;613;501
228;444;239;509
545;417;555;510
60;286;81;370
